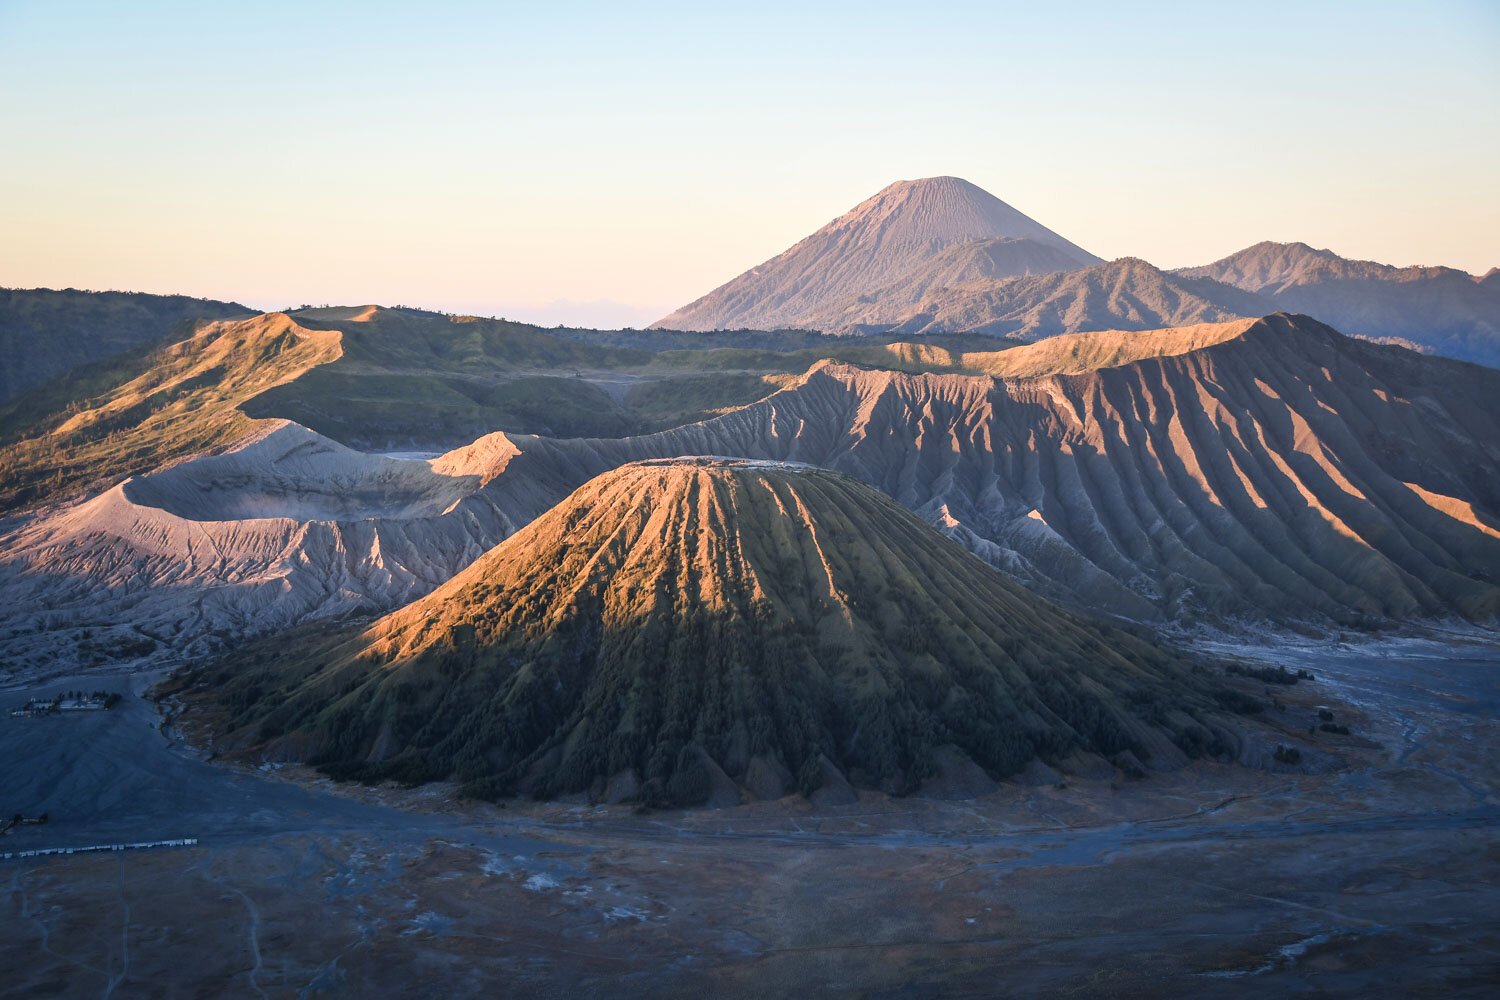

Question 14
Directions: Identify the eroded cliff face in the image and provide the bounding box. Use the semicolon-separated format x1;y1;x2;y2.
482;315;1500;623
3;314;1496;676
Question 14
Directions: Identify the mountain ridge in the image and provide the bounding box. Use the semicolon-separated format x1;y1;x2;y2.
1179;241;1500;366
476;314;1500;624
805;257;1277;337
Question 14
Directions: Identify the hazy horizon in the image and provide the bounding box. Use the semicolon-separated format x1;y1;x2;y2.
3;0;1497;328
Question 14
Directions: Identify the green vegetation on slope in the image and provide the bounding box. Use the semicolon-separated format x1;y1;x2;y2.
236;310;1018;447
0;314;340;511
245;369;637;444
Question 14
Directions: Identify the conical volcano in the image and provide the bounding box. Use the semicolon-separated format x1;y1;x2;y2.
196;459;1241;805
654;176;1101;332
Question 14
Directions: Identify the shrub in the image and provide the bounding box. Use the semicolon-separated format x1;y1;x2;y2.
1226;663;1303;685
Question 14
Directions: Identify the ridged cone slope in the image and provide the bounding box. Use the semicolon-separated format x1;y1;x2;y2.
202;460;1236;805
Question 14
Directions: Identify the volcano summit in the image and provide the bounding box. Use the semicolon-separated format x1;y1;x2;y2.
654;176;1102;333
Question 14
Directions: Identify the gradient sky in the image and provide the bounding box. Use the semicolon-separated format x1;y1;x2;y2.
2;1;1497;327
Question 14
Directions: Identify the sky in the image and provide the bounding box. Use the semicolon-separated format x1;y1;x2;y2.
2;1;1497;327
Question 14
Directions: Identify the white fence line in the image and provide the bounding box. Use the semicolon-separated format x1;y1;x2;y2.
1;837;197;860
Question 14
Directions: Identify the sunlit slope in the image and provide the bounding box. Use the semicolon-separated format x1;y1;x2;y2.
195;460;1241;804
0;312;341;510
0;286;251;404
849;319;1259;378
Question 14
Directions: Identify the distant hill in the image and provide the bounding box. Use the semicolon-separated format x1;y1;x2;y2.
654;176;1101;332
0;287;251;403
1178;242;1500;367
180;459;1246;805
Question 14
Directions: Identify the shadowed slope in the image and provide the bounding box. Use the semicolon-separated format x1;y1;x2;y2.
0;286;251;404
190;460;1240;805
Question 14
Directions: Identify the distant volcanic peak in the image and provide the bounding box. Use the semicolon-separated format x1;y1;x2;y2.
836;176;1100;259
207;456;1230;805
652;176;1099;331
1183;241;1460;291
1244;239;1336;259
